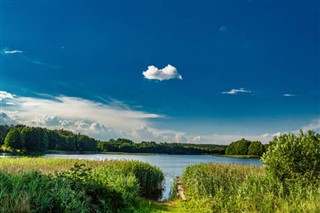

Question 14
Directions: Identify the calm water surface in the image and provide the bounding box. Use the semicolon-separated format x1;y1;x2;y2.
44;154;262;200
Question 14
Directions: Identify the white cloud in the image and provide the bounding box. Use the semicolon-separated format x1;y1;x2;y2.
222;88;252;95
142;64;182;81
1;90;318;145
0;91;15;101
0;91;163;141
1;49;24;55
175;133;188;143
273;132;282;137
192;136;202;143
283;93;297;97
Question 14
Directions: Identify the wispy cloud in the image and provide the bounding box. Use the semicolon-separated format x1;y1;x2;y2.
222;88;252;95
283;93;297;97
142;64;183;81
1;49;24;55
1;48;59;69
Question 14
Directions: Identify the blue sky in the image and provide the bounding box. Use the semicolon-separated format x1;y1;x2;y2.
0;0;319;144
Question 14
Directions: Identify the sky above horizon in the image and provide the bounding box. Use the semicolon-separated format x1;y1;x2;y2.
0;0;319;144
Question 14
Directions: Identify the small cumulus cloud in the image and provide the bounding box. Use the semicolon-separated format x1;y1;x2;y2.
283;93;297;97
218;26;228;32
142;64;182;81
222;88;252;95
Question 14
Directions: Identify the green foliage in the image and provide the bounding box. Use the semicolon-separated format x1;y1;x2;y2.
47;130;76;151
262;130;320;184
248;141;265;156
98;138;226;155
77;134;97;151
4;128;24;151
21;127;48;153
226;138;264;156
0;160;165;212
0;125;10;146
96;161;164;199
0;171;89;213
180;162;320;213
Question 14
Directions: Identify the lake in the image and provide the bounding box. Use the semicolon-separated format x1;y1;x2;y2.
44;154;262;200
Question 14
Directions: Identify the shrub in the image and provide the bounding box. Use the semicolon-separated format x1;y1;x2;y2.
261;130;320;184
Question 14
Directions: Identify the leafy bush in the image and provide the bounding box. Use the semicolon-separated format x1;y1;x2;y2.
262;130;320;184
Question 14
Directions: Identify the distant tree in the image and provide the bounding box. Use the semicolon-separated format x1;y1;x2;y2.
4;128;24;151
0;125;10;146
226;138;252;155
46;130;75;151
247;141;265;156
21;127;48;152
77;135;97;151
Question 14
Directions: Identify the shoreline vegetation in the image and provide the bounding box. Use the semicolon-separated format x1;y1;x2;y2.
0;125;266;158
0;125;319;212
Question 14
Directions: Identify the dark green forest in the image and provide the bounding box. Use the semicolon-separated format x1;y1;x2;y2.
0;125;268;156
97;138;226;154
225;138;267;156
0;125;226;155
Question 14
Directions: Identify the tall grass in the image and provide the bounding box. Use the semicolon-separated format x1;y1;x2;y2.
180;163;320;212
0;158;165;212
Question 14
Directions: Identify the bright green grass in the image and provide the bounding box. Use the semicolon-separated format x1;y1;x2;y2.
0;157;165;212
179;163;320;213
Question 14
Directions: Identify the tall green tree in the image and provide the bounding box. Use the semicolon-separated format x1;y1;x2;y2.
21;127;48;153
4;128;24;151
77;135;97;151
0;125;10;146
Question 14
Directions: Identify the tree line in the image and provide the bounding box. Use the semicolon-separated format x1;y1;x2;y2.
0;125;268;156
97;138;226;154
0;125;97;154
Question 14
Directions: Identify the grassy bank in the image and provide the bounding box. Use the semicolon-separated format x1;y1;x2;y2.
0;158;164;212
176;163;320;212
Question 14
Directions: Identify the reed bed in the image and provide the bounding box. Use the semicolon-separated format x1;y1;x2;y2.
0;157;164;212
180;163;320;212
